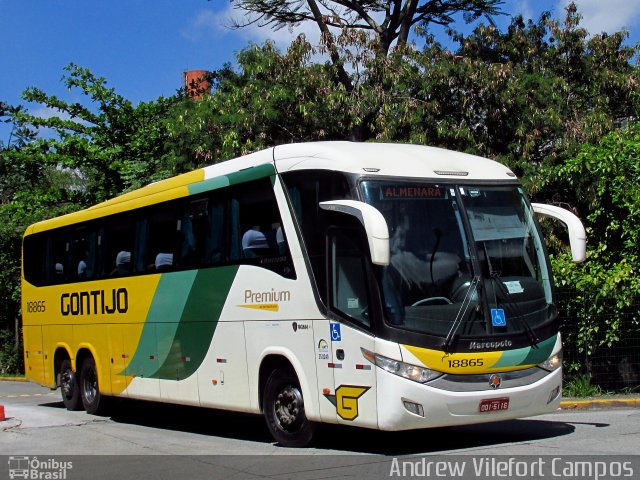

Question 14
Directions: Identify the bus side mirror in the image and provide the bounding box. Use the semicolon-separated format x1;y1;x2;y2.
532;203;586;263
319;200;390;266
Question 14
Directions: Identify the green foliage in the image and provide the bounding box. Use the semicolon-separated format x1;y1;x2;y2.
231;0;506;94
0;329;23;375
10;63;180;200
170;3;639;164
550;122;640;372
164;37;355;162
371;5;639;194
563;373;603;398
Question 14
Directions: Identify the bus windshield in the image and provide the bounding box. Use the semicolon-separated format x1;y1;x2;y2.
361;181;553;338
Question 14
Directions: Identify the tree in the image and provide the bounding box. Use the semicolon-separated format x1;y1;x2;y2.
10;64;180;201
181;3;639;168
232;1;504;54
0;105;79;374
164;37;354;160
367;4;639;193
0;64;181;373
550;121;640;387
230;0;504;117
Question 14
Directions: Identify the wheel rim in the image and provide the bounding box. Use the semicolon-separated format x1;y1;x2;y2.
273;385;303;432
61;369;74;399
83;367;97;404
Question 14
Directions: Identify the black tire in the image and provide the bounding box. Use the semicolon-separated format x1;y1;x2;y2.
59;359;83;411
79;357;110;415
263;368;315;447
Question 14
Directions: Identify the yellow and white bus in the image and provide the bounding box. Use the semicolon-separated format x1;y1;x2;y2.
22;142;586;447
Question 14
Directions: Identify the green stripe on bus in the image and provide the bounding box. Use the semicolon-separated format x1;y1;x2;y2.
490;344;530;368
123;271;197;377
188;176;230;196
227;163;275;185
152;266;239;380
519;335;556;366
186;164;275;197
491;335;556;369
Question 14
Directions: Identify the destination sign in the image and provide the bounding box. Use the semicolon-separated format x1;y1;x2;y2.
380;184;446;200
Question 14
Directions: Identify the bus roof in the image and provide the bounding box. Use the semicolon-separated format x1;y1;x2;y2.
269;142;515;180
25;142;515;234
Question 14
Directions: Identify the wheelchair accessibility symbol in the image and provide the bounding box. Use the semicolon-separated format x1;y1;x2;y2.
330;323;342;341
491;308;507;327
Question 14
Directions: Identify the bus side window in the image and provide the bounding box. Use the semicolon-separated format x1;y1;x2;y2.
229;180;281;260
282;170;353;304
104;216;135;277
329;229;371;328
144;206;178;272
181;195;223;269
228;178;295;278
25;232;67;286
50;233;69;284
23;234;47;286
206;201;224;265
72;227;98;281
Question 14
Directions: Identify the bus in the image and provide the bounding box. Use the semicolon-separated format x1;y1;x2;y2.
22;142;586;447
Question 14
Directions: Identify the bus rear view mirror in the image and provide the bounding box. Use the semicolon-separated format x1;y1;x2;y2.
532;203;586;263
319;200;390;266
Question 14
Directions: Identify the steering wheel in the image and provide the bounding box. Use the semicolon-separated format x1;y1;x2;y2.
412;296;453;306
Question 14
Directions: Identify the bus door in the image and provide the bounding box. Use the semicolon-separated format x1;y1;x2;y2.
107;325;129;396
23;325;45;384
326;228;378;428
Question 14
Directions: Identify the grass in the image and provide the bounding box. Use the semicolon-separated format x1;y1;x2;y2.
563;374;604;397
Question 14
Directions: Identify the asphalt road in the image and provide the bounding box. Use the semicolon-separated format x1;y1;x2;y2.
1;380;639;479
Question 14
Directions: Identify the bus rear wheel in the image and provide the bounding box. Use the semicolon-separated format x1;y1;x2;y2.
79;357;110;415
60;359;82;411
263;368;315;447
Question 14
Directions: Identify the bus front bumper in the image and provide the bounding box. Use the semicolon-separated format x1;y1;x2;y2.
376;366;562;431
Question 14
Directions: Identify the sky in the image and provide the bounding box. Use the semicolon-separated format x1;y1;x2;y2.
1;0;639;144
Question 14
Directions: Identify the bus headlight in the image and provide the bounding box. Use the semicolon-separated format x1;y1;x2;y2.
361;348;442;383
538;349;563;372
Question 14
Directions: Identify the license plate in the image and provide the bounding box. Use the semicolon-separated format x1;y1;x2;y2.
479;397;510;413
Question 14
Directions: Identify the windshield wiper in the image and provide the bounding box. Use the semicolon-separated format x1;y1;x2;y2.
443;275;480;352
490;271;539;347
482;242;539;347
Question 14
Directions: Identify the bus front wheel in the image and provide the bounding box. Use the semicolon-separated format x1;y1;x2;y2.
263;368;315;447
60;359;82;411
79;357;110;415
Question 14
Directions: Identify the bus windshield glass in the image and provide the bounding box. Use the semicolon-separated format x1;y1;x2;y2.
361;181;553;338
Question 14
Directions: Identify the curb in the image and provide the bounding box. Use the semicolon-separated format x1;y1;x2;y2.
0;377;28;382
560;398;640;410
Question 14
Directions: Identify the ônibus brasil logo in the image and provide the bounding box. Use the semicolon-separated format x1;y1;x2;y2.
8;456;72;480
